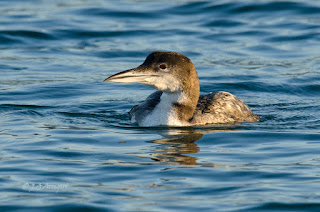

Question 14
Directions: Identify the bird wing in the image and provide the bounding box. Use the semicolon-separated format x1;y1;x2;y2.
192;91;260;125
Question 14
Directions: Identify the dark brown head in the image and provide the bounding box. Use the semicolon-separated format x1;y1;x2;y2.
105;52;200;97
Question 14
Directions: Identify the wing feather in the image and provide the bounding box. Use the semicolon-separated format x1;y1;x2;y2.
191;91;260;125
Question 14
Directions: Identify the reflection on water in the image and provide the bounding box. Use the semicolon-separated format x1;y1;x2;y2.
145;133;202;165
141;130;232;167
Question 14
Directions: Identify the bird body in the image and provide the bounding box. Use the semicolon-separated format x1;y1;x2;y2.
105;52;260;127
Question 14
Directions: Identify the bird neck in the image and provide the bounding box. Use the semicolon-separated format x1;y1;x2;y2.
158;64;200;124
162;82;199;124
176;67;200;122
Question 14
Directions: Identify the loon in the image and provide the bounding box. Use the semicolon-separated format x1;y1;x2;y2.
105;52;260;127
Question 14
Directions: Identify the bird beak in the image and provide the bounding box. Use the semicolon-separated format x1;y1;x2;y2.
104;66;157;83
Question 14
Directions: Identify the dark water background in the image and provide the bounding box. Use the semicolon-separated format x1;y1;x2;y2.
1;0;320;211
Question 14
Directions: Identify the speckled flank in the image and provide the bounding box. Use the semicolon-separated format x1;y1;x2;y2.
191;91;260;125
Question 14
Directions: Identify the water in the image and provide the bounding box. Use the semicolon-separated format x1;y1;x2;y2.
1;0;320;211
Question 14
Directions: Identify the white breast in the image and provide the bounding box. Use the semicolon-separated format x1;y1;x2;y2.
137;92;186;127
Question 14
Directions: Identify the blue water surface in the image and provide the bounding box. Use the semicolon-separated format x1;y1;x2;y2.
1;0;320;211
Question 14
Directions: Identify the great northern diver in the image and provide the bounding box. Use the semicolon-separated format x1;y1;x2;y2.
105;52;260;127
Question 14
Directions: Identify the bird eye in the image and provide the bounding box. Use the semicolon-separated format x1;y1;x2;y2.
159;64;166;69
